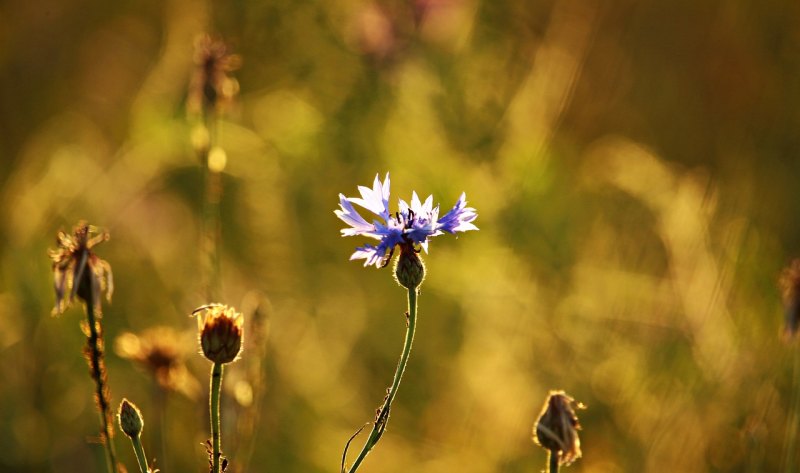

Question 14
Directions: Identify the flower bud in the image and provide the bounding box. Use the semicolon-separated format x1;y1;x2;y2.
194;304;244;364
533;390;582;466
118;398;144;438
394;244;425;289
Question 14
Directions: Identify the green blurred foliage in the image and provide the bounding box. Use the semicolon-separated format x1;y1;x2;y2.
1;0;800;471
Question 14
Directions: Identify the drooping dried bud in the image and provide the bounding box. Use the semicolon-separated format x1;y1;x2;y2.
780;259;800;341
118;398;144;438
533;390;583;466
194;304;244;364
394;244;425;289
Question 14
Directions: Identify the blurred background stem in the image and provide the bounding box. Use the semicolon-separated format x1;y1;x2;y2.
201;111;223;302
784;349;800;473
153;386;168;473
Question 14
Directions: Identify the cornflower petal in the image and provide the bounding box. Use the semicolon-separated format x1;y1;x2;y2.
437;192;478;234
350;244;388;267
348;173;390;220
335;194;377;237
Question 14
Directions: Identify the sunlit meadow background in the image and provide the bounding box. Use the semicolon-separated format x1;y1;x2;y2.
2;0;800;471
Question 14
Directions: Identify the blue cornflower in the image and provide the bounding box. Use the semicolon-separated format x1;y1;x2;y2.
335;173;478;268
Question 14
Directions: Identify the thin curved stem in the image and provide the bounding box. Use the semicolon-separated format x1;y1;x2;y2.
130;435;150;473
210;362;224;473
344;288;418;473
85;293;119;473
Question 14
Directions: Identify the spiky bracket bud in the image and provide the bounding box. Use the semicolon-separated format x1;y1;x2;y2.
194;304;244;364
394;244;425;290
533;390;583;466
118;398;144;438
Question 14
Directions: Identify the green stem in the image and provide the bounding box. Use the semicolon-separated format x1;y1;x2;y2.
85;291;119;473
549;450;560;473
210;362;224;473
130;435;150;473
344;288;418;473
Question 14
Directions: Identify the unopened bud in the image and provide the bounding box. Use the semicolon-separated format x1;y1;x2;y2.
394;244;425;289
533;390;583;466
118;398;144;438
195;304;244;364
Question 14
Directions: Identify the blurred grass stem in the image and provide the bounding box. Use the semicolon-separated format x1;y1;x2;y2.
85;287;120;473
784;349;800;472
344;288;418;473
210;362;224;473
201;112;222;301
154;387;168;473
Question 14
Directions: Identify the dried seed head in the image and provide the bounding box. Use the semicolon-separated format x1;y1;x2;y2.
49;221;113;316
394;244;425;289
533;390;583;466
194;304;244;364
115;327;201;399
188;34;241;116
780;259;800;341
118;398;144;438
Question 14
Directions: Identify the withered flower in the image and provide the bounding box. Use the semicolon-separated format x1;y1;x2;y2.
534;390;583;466
49;221;113;316
194;304;244;364
780;259;800;340
188;34;241;116
115;327;201;399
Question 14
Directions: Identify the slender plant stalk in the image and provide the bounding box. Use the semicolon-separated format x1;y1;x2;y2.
548;450;559;473
154;386;168;473
85;292;119;473
130;435;150;473
344;288;418;473
201;111;222;302
210;362;224;473
784;349;800;473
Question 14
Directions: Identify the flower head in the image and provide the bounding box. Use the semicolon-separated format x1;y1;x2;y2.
533;390;583;466
188;34;241;116
334;173;478;268
194;304;244;364
115;327;201;399
49;221;113;316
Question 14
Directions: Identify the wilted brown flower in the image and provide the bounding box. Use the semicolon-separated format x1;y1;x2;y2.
534;390;583;466
194;304;244;364
780;259;800;340
49;221;113;316
188;34;241;116
115;327;201;399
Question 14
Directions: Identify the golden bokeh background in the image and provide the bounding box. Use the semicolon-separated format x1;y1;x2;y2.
1;0;799;471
